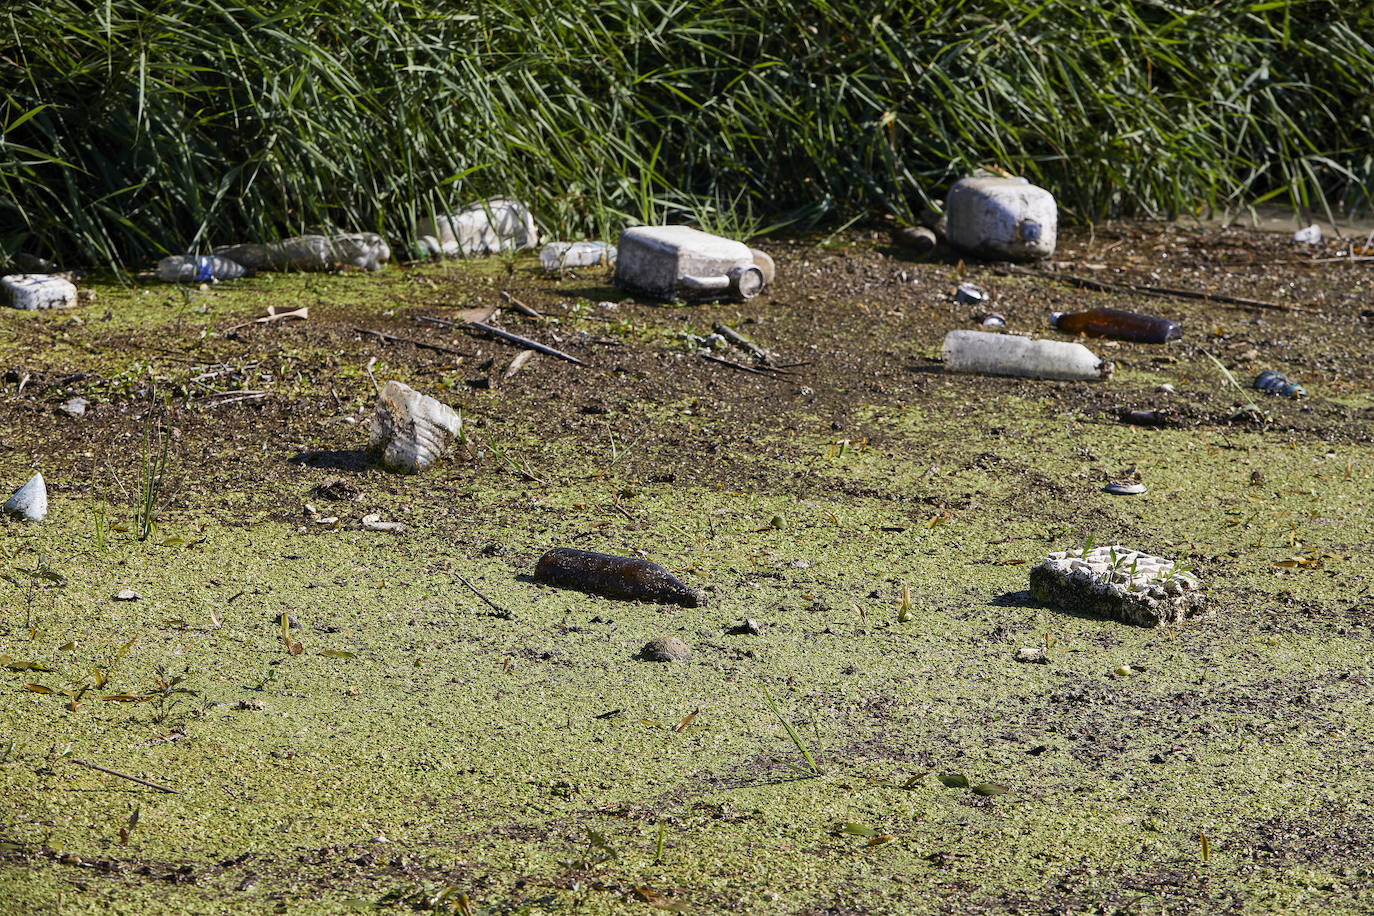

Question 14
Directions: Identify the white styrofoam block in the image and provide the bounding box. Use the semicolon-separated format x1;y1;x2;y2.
945;177;1057;260
3;274;77;310
1030;545;1205;626
615;226;759;300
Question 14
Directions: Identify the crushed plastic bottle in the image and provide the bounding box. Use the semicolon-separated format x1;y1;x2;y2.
1254;370;1305;398
156;255;247;283
1050;308;1181;344
214;233;390;272
540;241;615;271
942;330;1112;381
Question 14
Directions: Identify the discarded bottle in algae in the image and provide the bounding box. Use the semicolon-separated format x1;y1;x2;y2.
533;548;707;607
1254;370;1305;398
1049;308;1181;344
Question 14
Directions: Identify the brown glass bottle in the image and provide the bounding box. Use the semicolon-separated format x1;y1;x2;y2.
1050;308;1181;344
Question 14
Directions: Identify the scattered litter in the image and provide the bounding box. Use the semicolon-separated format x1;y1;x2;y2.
895;225;937;256
540;241;615;271
1104;481;1147;495
3;274;76;310
417;198;538;257
113;588;140;601
4;472;47;521
1156;383;1176;394
1050;308;1181;343
534;547;707;607
1014;647;1048;664
615;226;768;301
503;349;535;379
1116;408;1174;428
977;312;1006;328
367;381;463;473
942;330;1112;381
1254;369;1305;398
156;255;247;283
1030;546;1205;627
235;699;266;711
361;514;407;533
945;176;1056;260
214;233;390;272
640;636;692;663
1292;224;1322;244
954;283;987;305
58;397;89;418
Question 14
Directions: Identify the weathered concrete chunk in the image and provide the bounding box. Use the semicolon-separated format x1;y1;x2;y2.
3;274;76;310
1030;546;1205;627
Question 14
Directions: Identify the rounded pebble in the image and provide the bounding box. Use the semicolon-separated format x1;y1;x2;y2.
640;636;692;663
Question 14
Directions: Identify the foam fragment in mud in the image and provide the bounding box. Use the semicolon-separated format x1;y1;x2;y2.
1029;546;1205;627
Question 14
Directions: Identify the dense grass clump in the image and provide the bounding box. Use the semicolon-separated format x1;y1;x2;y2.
2;0;1371;269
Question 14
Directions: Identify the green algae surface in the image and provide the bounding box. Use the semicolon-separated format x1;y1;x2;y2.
2;228;1373;914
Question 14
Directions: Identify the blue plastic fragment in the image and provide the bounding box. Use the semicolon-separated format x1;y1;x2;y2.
1254;369;1305;398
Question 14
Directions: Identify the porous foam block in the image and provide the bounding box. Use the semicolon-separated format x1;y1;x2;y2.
1029;546;1205;627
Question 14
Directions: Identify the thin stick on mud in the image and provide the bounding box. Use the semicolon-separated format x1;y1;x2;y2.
454;573;513;619
353;328;472;358
999;266;1319;314
712;324;770;361
69;757;179;794
465;321;587;366
499;290;544;319
698;353;790;378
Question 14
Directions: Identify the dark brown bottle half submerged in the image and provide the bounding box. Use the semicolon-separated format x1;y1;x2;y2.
533;548;707;607
1050;308;1181;344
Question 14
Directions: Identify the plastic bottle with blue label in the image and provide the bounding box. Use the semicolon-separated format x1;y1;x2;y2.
156;255;247;283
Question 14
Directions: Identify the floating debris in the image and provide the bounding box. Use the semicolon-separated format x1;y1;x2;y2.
1254;369;1305;398
533;548;706;607
367;381;462;473
954;283;987;305
3;274;76;310
4;472;47;521
1104;481;1147;495
1292;224;1322;244
942;330;1112;381
977;312;1006;328
945;176;1057;260
1030;546;1205;627
640;636;692;663
113;588;140;601
540;241;615;271
361;514;407;533
1014;647;1048;664
417;198;538;258
58;397;89;418
615;226;767;302
1050;308;1181;344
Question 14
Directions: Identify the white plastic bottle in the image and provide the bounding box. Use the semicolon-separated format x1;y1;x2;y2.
540;241;616;271
157;255;247;283
942;330;1111;381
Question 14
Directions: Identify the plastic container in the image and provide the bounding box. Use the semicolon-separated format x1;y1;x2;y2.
156;255;247;283
1254;370;1305;398
540;241;615;271
417;198;538;258
945;177;1056;260
615;226;768;301
2;274;76;310
1050;308;1181;344
942;330;1112;381
214;233;390;272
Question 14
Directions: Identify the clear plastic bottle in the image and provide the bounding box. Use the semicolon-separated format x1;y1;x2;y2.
156;255;247;283
942;330;1112;381
1050;308;1180;344
540;241;615;271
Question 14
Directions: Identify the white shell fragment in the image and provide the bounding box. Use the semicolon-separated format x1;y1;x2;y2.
361;514;408;533
1030;545;1205;627
1104;481;1147;495
367;381;462;473
3;274;77;310
4;472;47;521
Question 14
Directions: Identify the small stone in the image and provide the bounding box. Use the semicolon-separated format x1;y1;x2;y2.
1104;481;1147;495
235;699;266;711
1014;647;1049;664
727;618;763;636
4;472;47;521
113;588;140;601
1250;470;1267;487
640;636;692;662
